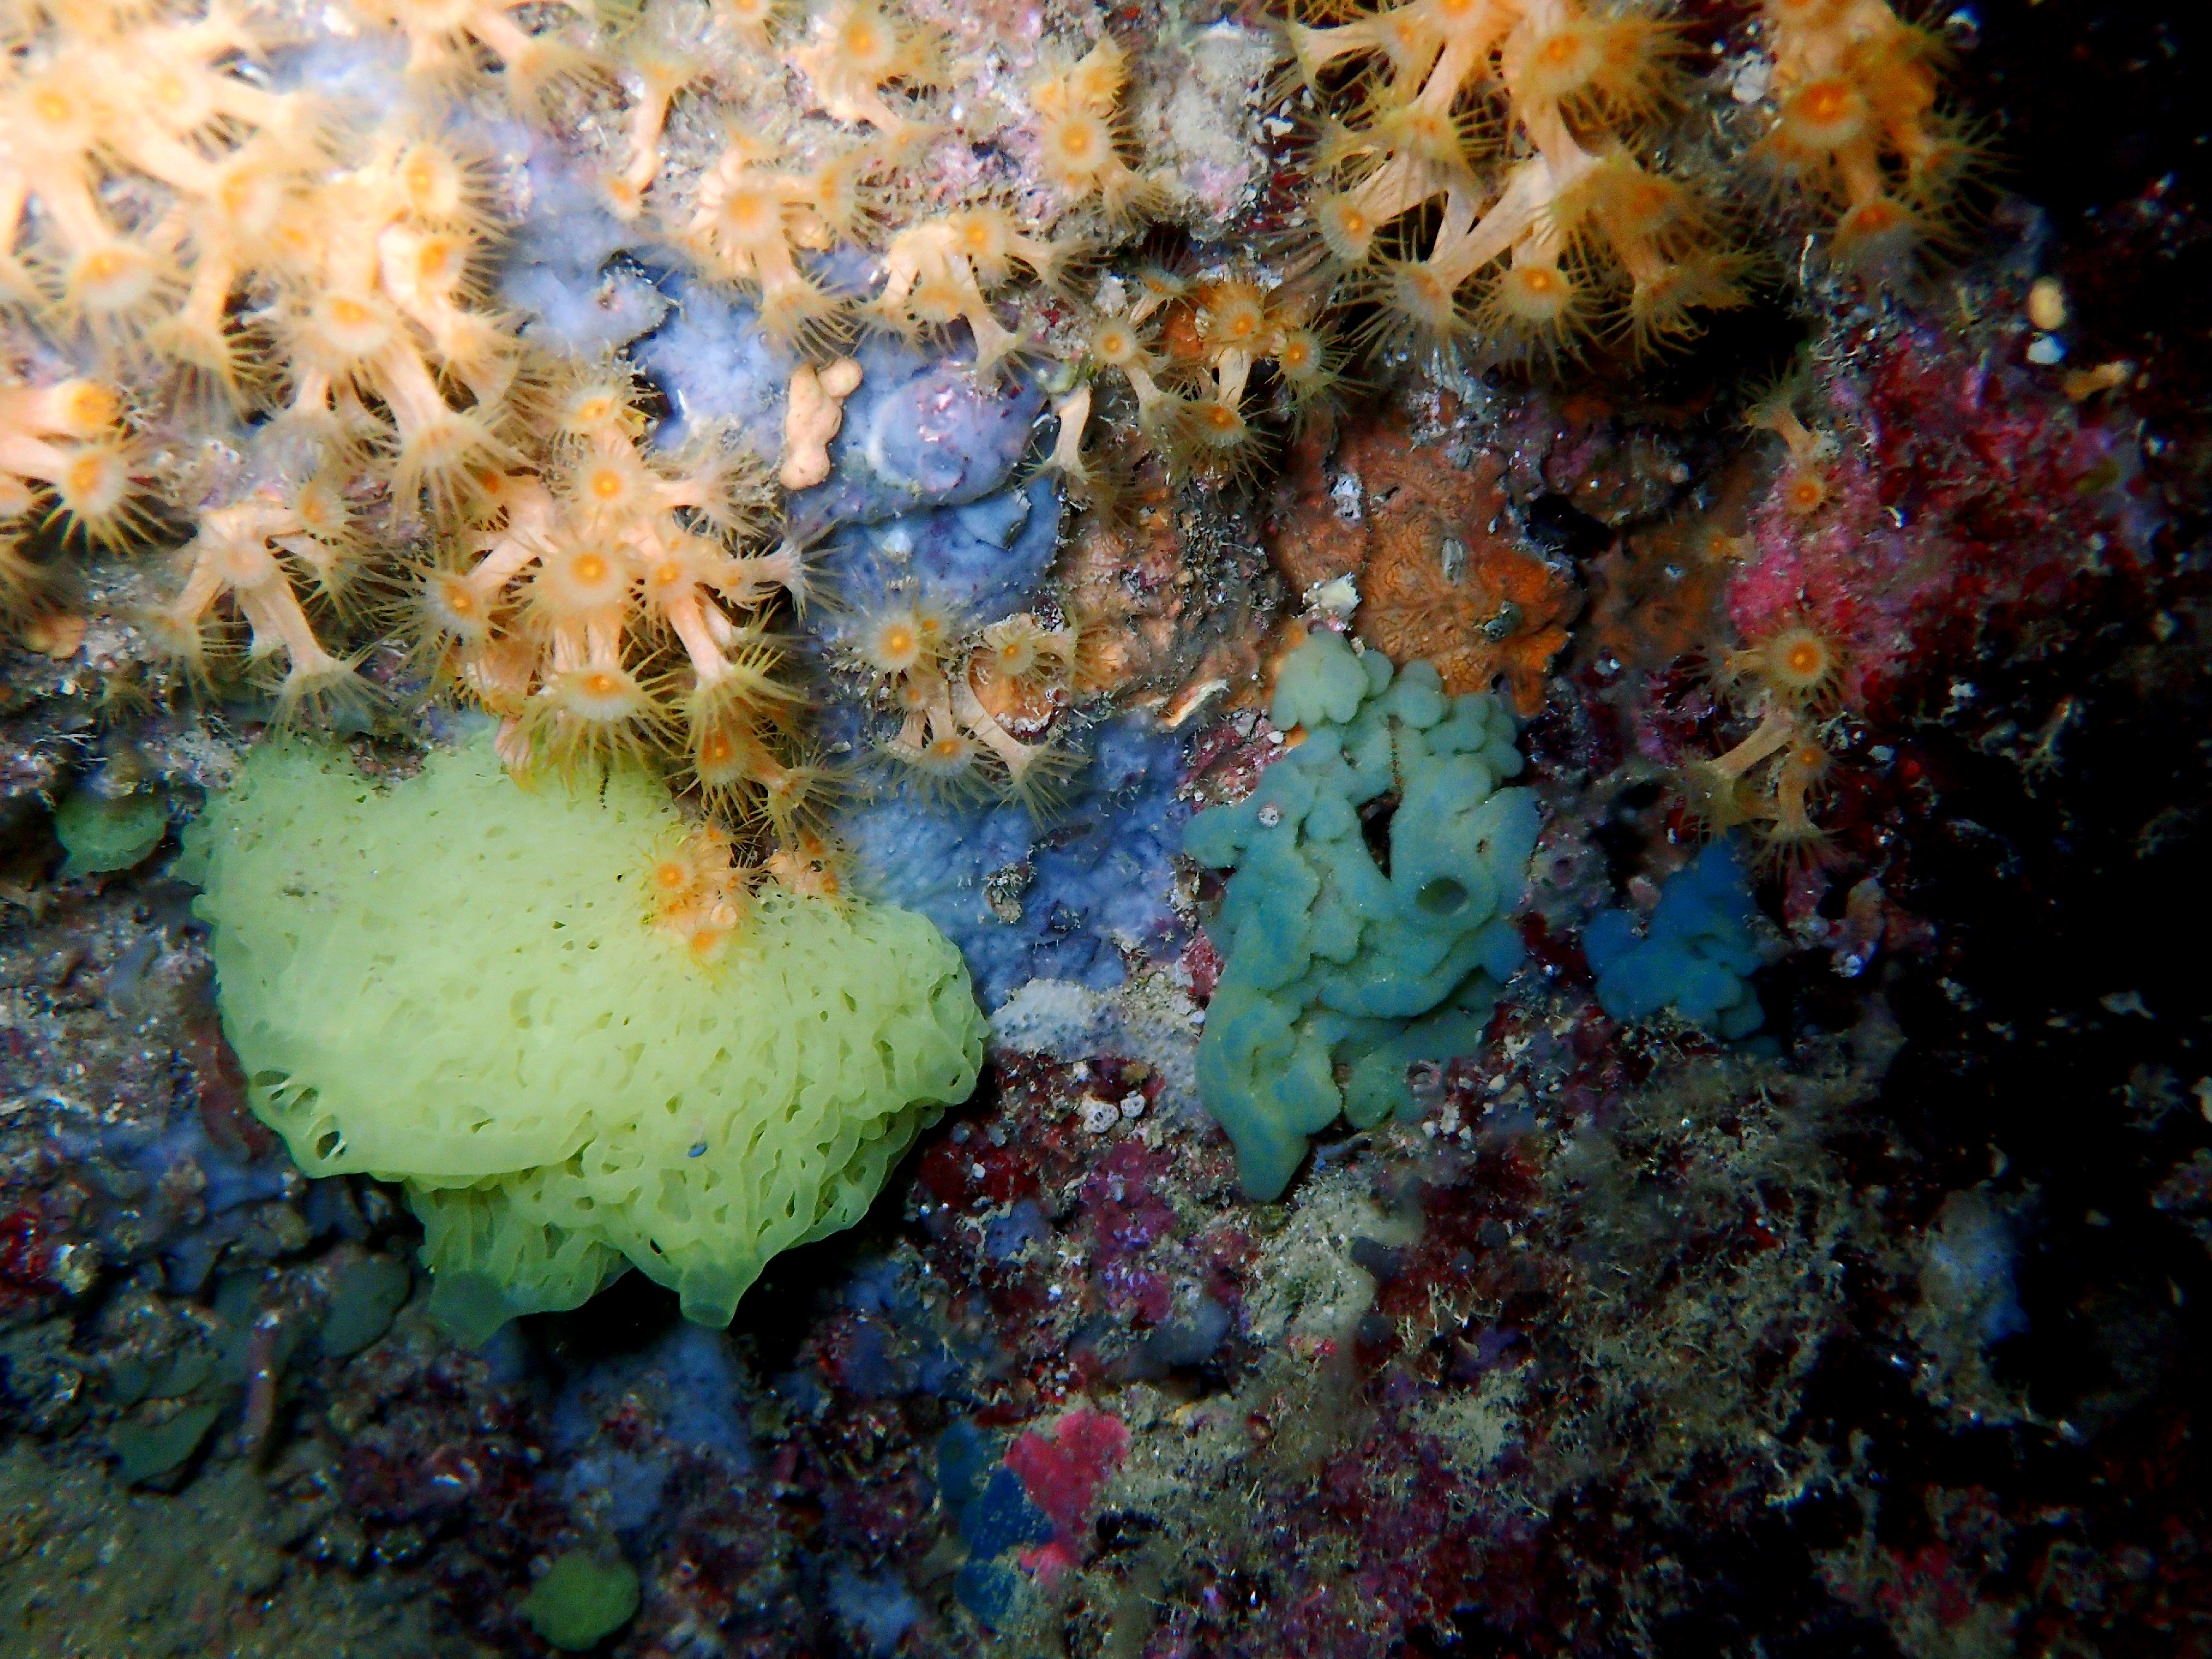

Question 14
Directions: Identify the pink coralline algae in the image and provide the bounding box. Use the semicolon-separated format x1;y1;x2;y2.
1728;325;2158;715
1081;1141;1176;1249
1007;1407;1131;1575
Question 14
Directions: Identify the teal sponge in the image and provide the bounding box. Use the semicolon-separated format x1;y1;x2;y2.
1183;634;1538;1200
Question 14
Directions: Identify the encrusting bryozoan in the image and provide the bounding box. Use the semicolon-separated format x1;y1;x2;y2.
182;728;985;1341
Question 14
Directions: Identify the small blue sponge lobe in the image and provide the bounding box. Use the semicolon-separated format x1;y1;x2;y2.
1584;839;1766;1039
812;475;1062;648
845;717;1188;1010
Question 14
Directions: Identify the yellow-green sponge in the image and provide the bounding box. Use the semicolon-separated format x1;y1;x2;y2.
180;731;984;1341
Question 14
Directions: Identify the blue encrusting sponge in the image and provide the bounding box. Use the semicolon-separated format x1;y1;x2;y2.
1183;633;1539;1201
1583;839;1766;1039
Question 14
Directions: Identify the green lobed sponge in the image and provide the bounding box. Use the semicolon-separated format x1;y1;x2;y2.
181;732;984;1341
1184;632;1539;1200
520;1552;641;1650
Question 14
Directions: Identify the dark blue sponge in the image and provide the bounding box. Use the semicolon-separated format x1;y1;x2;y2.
1585;839;1766;1039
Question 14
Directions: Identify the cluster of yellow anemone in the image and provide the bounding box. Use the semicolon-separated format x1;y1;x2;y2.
842;596;1085;815
1679;621;1844;870
0;1;524;716
597;0;1118;363
1282;0;1751;363
1;373;137;614
1;0;1977;872
1753;0;1978;276
406;360;832;851
0;0;1159;849
1045;269;1343;504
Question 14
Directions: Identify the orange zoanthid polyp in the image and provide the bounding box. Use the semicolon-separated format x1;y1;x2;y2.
1375;102;1461;168
695;724;744;778
529;663;662;769
977;614;1048;686
1030;32;1149;219
400;143;470;220
1516;22;1607;103
1497;263;1572;322
1783;79;1868;153
1091;318;1146;369
1378;261;1459;341
839;12;895;74
52;382;120;436
863;610;928;675
1728;623;1843;709
60;448;119;505
65;241;169;338
3;366;143;590
413;235;464;286
1199;401;1242;438
1589;165;1688;244
1201;283;1269;350
1046;111;1105;166
1269;321;1332;401
40;440;140;549
716;182;784;249
897;728;986;803
1780;466;1831;516
1315;193;1377;265
422;570;492;647
563;393;621;436
1783;739;1831;787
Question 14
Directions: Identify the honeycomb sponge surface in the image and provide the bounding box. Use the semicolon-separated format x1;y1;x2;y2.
182;733;984;1337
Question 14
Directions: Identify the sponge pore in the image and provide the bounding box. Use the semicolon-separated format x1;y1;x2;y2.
182;732;984;1340
1183;633;1538;1200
